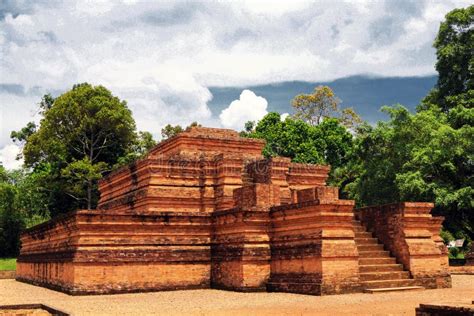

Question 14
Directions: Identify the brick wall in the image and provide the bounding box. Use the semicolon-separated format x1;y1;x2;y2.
268;199;360;295
17;210;212;294
211;184;276;291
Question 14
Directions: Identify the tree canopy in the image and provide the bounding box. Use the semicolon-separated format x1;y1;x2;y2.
291;85;362;129
0;166;49;257
434;5;473;107
161;121;201;140
15;83;139;212
351;106;473;240
243;112;354;196
351;5;474;242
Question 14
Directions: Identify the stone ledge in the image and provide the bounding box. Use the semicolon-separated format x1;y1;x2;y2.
16;277;211;296
0;271;15;279
0;304;69;316
416;303;474;316
449;266;474;275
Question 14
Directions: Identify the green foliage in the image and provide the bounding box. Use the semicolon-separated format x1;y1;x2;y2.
352;105;473;237
161;121;201;140
440;229;455;244
291;85;362;129
0;165;50;257
61;158;108;208
161;124;184;140
0;182;23;257
10;122;37;146
433;5;473;108
351;6;474;240
0;258;16;270
449;247;460;259
245;112;354;192
19;83;137;211
115;131;157;166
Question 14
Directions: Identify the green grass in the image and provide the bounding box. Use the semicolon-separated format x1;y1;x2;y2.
0;258;16;271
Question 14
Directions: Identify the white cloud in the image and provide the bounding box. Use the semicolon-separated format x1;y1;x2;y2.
281;113;290;121
0;144;22;170
219;90;268;130
0;0;471;168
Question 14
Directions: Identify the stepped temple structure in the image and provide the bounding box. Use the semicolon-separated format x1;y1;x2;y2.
16;127;451;295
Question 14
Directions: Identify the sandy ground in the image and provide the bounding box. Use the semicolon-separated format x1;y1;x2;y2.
0;276;473;316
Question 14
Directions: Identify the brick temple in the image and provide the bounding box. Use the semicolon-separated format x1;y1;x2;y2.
16;127;451;295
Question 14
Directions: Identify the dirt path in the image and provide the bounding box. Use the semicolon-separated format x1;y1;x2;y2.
1;275;473;315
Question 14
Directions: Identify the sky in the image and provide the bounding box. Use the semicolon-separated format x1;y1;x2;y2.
0;0;471;169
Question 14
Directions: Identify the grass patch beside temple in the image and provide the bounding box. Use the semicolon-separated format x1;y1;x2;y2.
0;258;16;270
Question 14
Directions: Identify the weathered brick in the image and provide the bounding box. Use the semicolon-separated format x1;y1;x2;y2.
16;127;451;296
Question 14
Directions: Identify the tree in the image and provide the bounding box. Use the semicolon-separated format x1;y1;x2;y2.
161;121;201;140
161;124;184;140
433;5;473;108
10;122;36;146
240;121;256;137
61;158;107;209
0;165;50;257
352;105;473;240
21;83;137;211
291;85;361;128
134;131;156;155
39;93;54;113
0;181;23;257
245;112;354;188
115;131;157;167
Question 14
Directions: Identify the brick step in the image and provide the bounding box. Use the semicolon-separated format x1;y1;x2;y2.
359;271;410;281
355;232;373;238
358;250;390;258
268;275;319;283
266;282;321;295
361;278;416;289
364;286;424;294
357;244;385;251
359;264;405;273
354;238;379;245
359;257;396;265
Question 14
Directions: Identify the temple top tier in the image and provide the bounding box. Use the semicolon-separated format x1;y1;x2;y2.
97;126;331;213
147;126;266;158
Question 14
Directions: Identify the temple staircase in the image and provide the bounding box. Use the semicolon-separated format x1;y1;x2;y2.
354;220;425;293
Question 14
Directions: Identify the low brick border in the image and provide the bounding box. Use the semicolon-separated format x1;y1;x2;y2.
449;266;474;275
0;271;15;279
0;304;69;315
416;303;474;315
